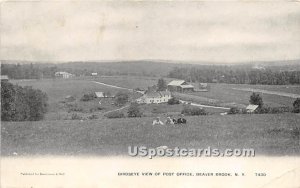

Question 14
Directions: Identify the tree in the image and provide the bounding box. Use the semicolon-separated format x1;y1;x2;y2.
127;103;143;117
293;98;300;113
167;97;180;105
1;82;48;121
157;78;167;91
114;92;129;106
1;82;16;121
249;92;263;108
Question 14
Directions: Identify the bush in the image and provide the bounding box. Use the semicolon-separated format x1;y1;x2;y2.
89;106;104;113
293;98;300;113
105;111;125;118
168;97;180;105
181;105;207;116
87;114;98;120
66;103;84;113
228;107;239;114
127;103;143;117
80;92;96;101
114;92;129;106
1;82;48;121
255;106;290;114
255;106;270;114
71;113;82;120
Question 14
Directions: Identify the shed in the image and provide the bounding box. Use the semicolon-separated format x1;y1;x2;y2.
246;105;259;113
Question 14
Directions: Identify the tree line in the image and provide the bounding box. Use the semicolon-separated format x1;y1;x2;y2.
1;63;59;79
1;81;48;121
168;67;300;85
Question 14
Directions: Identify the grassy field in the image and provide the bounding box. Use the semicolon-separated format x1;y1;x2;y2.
189;83;298;108
92;77;299;108
11;78;138;120
1;113;299;156
10;77;300;119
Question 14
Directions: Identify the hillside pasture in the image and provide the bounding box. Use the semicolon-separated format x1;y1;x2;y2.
1;114;300;156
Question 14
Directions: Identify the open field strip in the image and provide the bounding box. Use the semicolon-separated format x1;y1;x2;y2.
92;81;134;91
233;88;300;98
2;114;300;156
102;105;130;115
179;100;230;110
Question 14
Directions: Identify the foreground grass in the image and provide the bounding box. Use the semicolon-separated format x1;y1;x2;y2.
1;114;300;156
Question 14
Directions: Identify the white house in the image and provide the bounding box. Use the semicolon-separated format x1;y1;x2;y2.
55;72;73;79
136;91;172;104
91;73;98;76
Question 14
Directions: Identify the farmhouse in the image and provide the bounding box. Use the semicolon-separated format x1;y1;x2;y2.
0;75;9;82
136;91;172;104
167;80;194;93
55;72;73;79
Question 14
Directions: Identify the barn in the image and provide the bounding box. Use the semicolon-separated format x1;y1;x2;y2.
136;91;172;104
167;80;194;93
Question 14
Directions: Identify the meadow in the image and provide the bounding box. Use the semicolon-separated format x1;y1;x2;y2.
94;76;299;108
3;77;300;157
1;113;299;156
11;78;137;120
10;77;300;119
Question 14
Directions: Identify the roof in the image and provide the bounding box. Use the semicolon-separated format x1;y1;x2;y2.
246;104;259;112
179;84;194;89
144;91;171;98
95;92;104;98
167;80;186;86
0;75;9;80
55;72;72;75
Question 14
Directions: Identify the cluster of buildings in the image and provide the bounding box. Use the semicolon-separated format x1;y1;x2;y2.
136;80;195;104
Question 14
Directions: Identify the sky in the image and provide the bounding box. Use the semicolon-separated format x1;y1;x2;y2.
1;1;300;63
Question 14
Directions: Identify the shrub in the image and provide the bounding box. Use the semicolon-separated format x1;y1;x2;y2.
66;103;84;113
114;92;129;106
228;107;239;114
105;111;125;118
181;105;207;116
87;114;98;120
293;98;300;113
127;103;143;117
80;92;96;101
71;113;82;120
255;106;290;114
168;97;180;105
89;106;104;113
255;106;270;114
